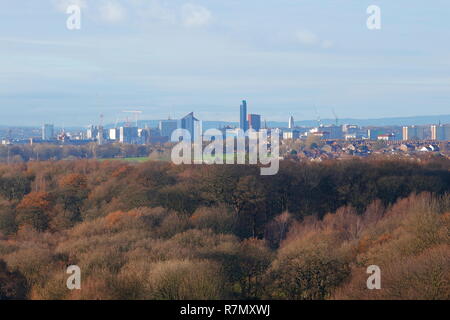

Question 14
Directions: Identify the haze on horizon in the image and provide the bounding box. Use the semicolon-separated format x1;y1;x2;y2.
1;0;449;127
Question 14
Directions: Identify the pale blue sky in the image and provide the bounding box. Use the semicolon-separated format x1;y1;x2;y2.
1;0;449;126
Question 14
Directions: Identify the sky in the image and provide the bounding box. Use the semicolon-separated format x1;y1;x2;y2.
0;0;449;126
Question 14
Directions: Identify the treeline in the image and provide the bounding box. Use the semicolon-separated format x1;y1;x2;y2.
0;143;165;162
0;158;449;299
1;158;449;238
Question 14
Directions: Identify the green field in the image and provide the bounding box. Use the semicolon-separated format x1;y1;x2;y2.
99;157;152;163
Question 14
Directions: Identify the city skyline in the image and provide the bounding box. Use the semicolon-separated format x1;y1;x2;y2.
3;106;450;144
2;111;450;129
1;1;450;126
1;1;450;306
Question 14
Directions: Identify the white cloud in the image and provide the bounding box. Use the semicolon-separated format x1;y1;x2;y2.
295;30;319;46
295;29;333;49
52;0;88;12
99;1;127;23
53;1;212;28
321;40;334;49
132;0;177;25
181;3;212;27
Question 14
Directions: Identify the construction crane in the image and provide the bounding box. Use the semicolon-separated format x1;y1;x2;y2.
122;110;143;127
113;113;125;128
314;105;322;127
332;108;339;126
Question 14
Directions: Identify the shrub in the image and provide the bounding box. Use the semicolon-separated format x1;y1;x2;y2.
266;238;351;300
0;259;28;299
190;206;236;234
145;259;226;300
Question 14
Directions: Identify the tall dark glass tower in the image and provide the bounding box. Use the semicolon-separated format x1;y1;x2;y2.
248;114;261;132
240;100;248;131
181;112;199;142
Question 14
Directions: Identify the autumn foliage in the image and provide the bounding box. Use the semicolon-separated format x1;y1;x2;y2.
0;158;449;300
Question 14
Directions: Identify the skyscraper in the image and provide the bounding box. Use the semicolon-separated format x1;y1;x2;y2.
119;126;138;144
159;120;178;138
368;128;385;140
288;116;295;129
323;125;343;140
431;124;450;141
181;112;200;142
402;126;424;141
42;124;54;140
248;114;261;132
240;100;248;132
109;128;119;141
97;126;105;145
86;125;98;140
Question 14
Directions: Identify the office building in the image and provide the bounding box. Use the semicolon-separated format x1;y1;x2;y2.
119;126;138;144
159;120;178;138
368;129;385;141
181;112;200;142
402;126;425;141
288;116;295;129
248;114;261;131
86;125;98;140
322;125;343;140
283;130;300;140
138;128;150;144
431;124;450;141
97;126;106;145
109;128;119;141
343;124;359;134
240;100;248;132
42;124;54;140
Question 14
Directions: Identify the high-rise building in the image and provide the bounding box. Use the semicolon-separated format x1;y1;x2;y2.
159;120;178;138
283;130;300;140
368;129;385;140
240;100;248;132
181;112;200;142
248;114;261;132
97;126;106;145
403;126;425;141
322;125;343;140
402;126;409;140
109;128;119;141
86;125;98;140
288;116;295;129
42;124;54;140
119;126;138;144
431;125;449;141
138;128;151;144
342;124;359;134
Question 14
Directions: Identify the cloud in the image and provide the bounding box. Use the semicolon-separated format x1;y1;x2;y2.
52;0;88;12
181;3;212;27
53;0;126;23
132;0;177;25
99;1;127;23
295;29;333;49
295;30;319;46
321;40;334;49
52;1;212;28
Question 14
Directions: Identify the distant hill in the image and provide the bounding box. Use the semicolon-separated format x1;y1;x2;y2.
290;115;450;127
2;114;449;131
108;114;450;129
109;120;239;130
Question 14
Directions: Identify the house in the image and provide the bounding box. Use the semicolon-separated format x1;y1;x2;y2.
399;144;415;152
377;133;396;141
